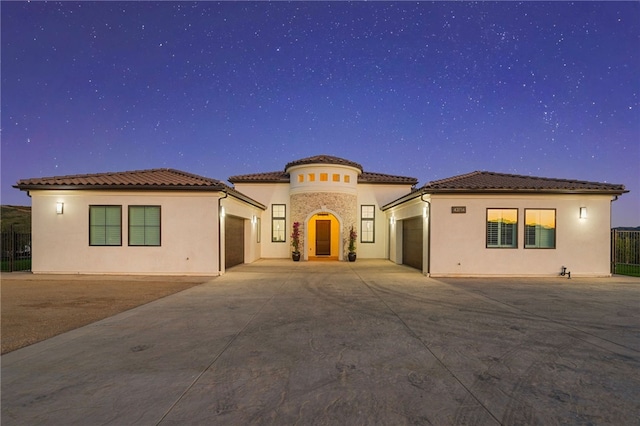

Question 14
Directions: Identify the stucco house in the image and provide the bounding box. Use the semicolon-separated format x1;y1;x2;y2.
15;155;627;276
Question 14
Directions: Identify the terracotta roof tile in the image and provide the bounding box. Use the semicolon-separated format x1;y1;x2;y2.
15;168;231;190
284;155;363;171
228;171;290;183
421;171;627;193
359;171;418;185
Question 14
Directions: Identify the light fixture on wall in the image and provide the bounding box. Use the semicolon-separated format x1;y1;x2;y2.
579;207;587;219
56;202;64;214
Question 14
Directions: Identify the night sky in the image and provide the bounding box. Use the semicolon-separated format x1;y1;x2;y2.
2;1;638;226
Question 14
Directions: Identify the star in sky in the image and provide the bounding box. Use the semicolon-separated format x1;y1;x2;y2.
1;1;638;226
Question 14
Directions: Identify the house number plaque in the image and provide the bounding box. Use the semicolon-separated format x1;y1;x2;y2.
451;206;466;214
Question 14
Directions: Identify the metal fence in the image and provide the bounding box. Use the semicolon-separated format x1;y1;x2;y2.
611;230;640;277
1;226;31;272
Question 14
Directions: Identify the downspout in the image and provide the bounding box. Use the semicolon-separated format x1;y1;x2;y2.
218;190;228;275
421;193;431;276
610;195;619;275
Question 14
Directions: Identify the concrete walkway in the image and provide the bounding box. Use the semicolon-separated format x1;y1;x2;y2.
2;260;639;425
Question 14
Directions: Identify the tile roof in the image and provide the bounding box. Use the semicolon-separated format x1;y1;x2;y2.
230;155;417;185
15;168;267;209
284;155;363;171
228;171;290;183
420;171;627;194
228;170;417;185
15;168;230;190
359;171;418;185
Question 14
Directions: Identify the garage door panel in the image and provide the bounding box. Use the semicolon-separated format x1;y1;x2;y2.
403;217;423;270
225;216;244;269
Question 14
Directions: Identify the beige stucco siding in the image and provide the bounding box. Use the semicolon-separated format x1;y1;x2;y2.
30;190;225;275
232;183;292;259
428;193;614;277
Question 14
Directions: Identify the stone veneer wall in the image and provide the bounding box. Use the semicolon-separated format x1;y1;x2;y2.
290;192;357;257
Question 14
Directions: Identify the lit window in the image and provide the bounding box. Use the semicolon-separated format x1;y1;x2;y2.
308;174;315;182
344;175;350;183
486;209;517;248
89;205;122;246
361;205;375;243
333;173;340;182
298;174;304;183
320;173;328;181
272;204;286;242
129;206;161;246
525;209;556;249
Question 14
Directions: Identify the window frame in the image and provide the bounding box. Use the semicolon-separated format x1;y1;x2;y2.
271;204;286;243
486;208;518;249
128;205;161;247
360;205;375;243
524;208;556;249
89;205;122;246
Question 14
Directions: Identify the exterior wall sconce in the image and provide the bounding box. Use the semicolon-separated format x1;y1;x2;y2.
56;202;64;214
220;206;225;217
579;207;587;219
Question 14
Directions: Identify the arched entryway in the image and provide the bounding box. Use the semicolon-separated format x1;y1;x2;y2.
307;212;341;261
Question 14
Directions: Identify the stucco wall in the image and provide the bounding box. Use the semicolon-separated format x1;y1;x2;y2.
232;183;292;259
428;194;614;277
29;189;261;275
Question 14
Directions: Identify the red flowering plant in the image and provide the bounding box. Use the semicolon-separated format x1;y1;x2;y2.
291;221;301;254
348;225;357;254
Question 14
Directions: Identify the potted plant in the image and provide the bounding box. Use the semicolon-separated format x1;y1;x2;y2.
348;225;357;262
291;221;301;261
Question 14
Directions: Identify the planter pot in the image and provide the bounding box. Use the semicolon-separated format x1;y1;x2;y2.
292;252;301;262
348;252;357;262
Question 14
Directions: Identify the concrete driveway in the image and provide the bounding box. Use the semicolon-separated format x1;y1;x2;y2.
2;260;639;425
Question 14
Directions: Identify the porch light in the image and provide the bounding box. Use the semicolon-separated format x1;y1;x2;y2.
579;207;587;219
56;202;64;214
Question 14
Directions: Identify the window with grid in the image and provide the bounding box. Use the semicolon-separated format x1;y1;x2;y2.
361;205;375;243
272;204;286;242
129;206;161;246
89;205;122;246
486;209;517;248
525;209;556;248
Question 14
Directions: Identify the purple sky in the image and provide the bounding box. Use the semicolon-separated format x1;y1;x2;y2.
2;1;638;226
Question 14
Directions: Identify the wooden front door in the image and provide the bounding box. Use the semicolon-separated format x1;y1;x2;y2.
316;220;331;255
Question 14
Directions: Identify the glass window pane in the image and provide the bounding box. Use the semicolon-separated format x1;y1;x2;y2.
525;209;555;248
145;207;160;225
487;209;517;248
106;226;121;245
105;207;121;226
90;226;106;245
145;227;160;245
129;207;145;226
272;219;285;242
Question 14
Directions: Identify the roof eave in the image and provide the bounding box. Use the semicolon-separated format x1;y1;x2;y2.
382;187;628;210
14;184;230;191
423;188;629;195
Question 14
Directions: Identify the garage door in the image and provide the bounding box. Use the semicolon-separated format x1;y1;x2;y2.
225;215;244;269
402;217;423;270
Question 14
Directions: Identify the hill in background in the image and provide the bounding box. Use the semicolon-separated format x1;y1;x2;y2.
1;206;31;231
